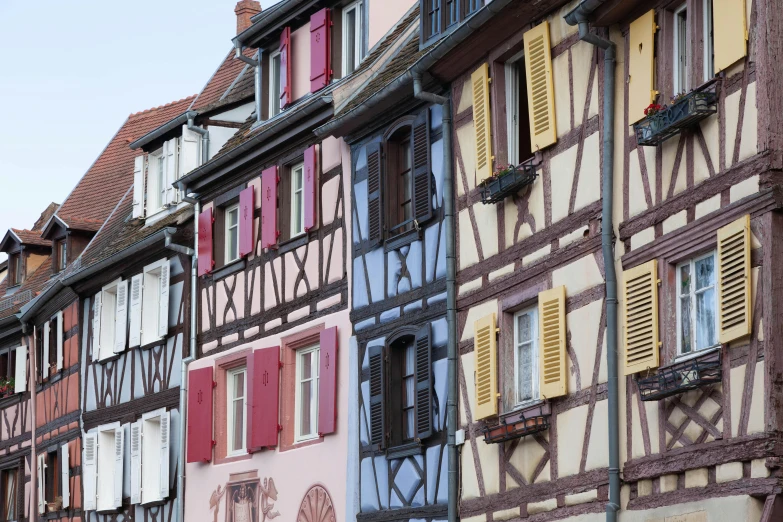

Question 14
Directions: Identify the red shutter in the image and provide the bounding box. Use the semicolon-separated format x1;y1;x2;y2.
310;8;332;93
280;27;292;109
304;144;319;232
186;367;214;463
197;208;214;276
318;326;338;436
261;166;279;249
239;186;255;257
247;346;281;451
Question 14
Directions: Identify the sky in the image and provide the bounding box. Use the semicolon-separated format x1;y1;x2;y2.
0;0;280;262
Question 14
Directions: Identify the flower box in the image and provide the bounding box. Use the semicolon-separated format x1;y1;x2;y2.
637;349;721;402
480;160;538;205
482;402;551;444
634;88;718;147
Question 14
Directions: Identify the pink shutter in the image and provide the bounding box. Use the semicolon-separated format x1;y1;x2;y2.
261;166;279;249
318;327;338;436
239;186;255;257
310;8;332;92
280;27;292;109
248;346;280;451
304;144;319;232
186;367;214;463
197;208;214;276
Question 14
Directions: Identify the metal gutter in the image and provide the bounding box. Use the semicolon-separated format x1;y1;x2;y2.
234;0;316;48
187;113;210;166
129;111;193;151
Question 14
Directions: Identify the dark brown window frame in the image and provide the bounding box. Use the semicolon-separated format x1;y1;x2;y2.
382;117;417;240
384;326;422;455
420;0;484;47
0;465;19;522
7;252;21;287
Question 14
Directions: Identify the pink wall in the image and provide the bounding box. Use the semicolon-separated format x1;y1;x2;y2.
291;22;311;103
368;0;417;48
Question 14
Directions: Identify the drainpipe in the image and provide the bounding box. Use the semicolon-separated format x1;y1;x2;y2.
235;45;262;124
412;72;458;522
565;8;619;522
24;322;36;522
187;113;209;167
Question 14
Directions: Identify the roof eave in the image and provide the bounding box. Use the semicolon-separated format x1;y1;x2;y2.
233;0;318;49
130;111;196;151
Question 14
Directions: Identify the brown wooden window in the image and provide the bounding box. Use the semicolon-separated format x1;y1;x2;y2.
8;254;21;287
386;126;415;237
56;239;67;272
421;0;484;44
505;56;534;165
44;449;60;505
0;347;16;386
0;468;17;521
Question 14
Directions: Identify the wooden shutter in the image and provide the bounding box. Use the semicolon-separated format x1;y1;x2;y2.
83;432;97;511
42;321;50;376
248;346;281;451
304;144;319;232
412;110;433;225
14;345;26;394
368;344;385;448
197;208;214;276
114;280;128;354
92;293;101;362
61;443;70;509
523;21;558;151
180;124;201;175
310;8;332;92
130;420;142;504
318;327;338;436
280;27;292;108
471;63;493;183
159;410;170;500
186;367;214;463
474;313;498;420
714;0;747;73
113;427;124;508
415;323;433;440
129;274;143;348
132;155;145;219
718;215;752;343
157;261;170;339
261;166;279;249
366;141;384;247
628;10;657;123
538;286;567;399
37;453;45;514
165;139;179;205
622;260;660;375
239;186;255;257
56;311;64;370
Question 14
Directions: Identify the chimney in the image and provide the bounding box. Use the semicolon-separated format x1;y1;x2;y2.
235;0;262;35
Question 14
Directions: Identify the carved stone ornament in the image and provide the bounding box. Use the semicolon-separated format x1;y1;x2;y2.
297;485;335;522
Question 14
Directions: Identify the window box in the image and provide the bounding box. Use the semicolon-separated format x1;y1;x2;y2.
634;84;719;147
482;402;551;444
480;160;538;205
638;349;721;402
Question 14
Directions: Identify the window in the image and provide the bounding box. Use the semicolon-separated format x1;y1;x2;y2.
422;0;484;42
703;0;714;81
145;150;166;215
139;259;169;346
136;409;171;505
0;469;16;521
57;239;67;272
342;0;365;75
94;279;127;362
513;306;539;406
91;426;123;512
100;283;118;360
290;163;305;238
224;204;240;264
673;4;688;94
677;251;718;355
505;54;533;165
44;449;59;508
401;340;416;442
0;347;16;394
227;367;247;455
269;51;282;117
8;254;20;286
427;0;441;38
386;126;414;236
295;345;320;442
445;0;458;27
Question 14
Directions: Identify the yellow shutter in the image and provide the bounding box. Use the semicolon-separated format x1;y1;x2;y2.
474;313;498;420
538;285;567;399
628;10;658;123
713;0;747;73
717;215;752;343
623;260;660;375
523;21;557;151
471;63;493;183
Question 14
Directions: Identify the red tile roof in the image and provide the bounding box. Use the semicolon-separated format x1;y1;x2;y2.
0;255;54;319
10;229;49;247
190;48;256;113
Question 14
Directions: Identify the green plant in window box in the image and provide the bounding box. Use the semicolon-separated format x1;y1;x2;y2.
0;378;15;397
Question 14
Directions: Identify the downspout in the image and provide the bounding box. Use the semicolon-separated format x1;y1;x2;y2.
566;9;619;522
235;45;262;124
187;113;209;166
412;72;458;522
25;322;36;522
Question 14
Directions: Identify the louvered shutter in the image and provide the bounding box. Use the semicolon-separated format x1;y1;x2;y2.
42;321;50;377
248;346;280;451
239;186;255;257
368;344;385;448
56;310;64;370
129;274;143;348
714;0;747;73
83;432;97;511
158;261;170;338
92;293;102;362
538;286;567;399
310;8;332;92
187;367;214;463
165;139;178;205
471;63;493;183
629;10;657;123
197;208;214;276
37;453;45;514
474;313;498;420
113;427;124;508
523;21;558;151
622;260;660;375
159;410;170;500
718;215;752;343
366;142;384;247
280;27;292;109
412;110;433;225
181;124;201;175
261;166;279;249
61;443;70;509
132;155;146;219
318;327;338;436
114;280;128;354
14;345;26;393
304;144;319;232
415;323;433;440
130;420;142;504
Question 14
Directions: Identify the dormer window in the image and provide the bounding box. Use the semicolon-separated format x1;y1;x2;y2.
8;254;21;286
56;239;67;272
342;0;365;75
270;50;282;117
421;0;484;45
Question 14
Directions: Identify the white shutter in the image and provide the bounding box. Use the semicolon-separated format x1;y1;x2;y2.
159;410;170;500
130;421;142;504
113;427;124;508
42;321;50;377
56;310;63;371
165;139;178;205
37;453;45;514
61;443;70;509
158;261;170;339
114;280;128;354
180;124;201;175
129;274;144;348
14;345;26;394
132;155;146;219
83;433;97;511
92;293;102;363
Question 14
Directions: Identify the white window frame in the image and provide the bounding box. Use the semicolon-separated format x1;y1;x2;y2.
141;259;166;346
673;3;689;94
290;162;306;238
676;250;720;357
703;0;714;82
95;422;122;512
294;344;320;443
226;367;247;456
269;50;282;118
504;50;525;166
513;306;539;408
139;408;169;505
147;149;166;215
224;204;240;264
341;0;365;76
99;280;121;361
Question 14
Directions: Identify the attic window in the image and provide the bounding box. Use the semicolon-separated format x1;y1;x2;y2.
56;240;67;272
8;254;21;286
422;0;484;44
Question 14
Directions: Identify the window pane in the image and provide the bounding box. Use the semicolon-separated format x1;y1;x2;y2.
301;351;312;380
345;8;356;73
696;287;717;349
404;407;415;440
675;8;688;92
233;371;244;398
517;342;533;403
272;55;281;115
516;313;531;343
695;255;715;290
680;295;692;354
3;470;15;520
300;379;312;436
232;398;244;451
679;263;691;297
228;208;238;227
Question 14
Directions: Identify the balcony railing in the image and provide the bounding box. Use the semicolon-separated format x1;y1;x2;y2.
634;81;719;147
638;349;722;402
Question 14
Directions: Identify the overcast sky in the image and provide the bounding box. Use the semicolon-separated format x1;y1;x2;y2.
0;0;280;262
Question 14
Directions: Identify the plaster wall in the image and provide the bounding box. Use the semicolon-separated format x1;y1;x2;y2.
368;0;417;49
291;22;311;103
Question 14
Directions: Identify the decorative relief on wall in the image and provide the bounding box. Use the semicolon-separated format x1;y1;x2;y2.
259;477;280;521
297;485;335;522
222;472;279;522
210;485;226;522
